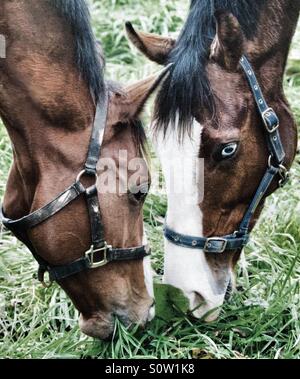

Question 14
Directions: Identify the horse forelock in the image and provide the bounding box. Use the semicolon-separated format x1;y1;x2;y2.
154;0;268;137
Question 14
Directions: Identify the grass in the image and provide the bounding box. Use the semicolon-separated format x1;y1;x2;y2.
0;0;299;359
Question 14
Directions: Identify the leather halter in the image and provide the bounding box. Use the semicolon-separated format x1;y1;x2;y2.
164;55;290;254
1;88;150;286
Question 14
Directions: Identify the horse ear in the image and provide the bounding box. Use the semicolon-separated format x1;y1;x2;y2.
125;22;175;65
210;11;245;71
116;66;170;120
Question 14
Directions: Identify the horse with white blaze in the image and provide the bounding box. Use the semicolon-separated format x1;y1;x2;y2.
126;0;299;320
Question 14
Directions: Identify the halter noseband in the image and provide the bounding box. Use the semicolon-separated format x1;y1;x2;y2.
164;55;290;254
1;88;150;286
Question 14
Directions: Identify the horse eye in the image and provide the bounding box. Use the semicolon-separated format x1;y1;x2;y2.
214;142;239;161
222;143;238;158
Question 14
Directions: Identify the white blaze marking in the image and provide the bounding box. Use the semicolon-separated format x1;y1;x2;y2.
152;119;229;320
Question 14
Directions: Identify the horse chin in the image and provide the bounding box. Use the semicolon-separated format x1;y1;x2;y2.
186;291;224;322
188;276;234;322
79;313;115;340
79;301;155;340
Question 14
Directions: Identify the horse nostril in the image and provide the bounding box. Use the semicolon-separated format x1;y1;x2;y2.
194;292;205;305
189;292;206;313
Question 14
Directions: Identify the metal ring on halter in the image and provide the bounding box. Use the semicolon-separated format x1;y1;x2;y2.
278;164;290;187
268;155;273;168
279;164;288;174
41;278;53;289
76;169;98;184
268;155;282;169
38;268;53;288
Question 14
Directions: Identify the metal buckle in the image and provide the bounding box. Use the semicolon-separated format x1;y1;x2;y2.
204;238;227;253
85;242;111;268
262;108;279;133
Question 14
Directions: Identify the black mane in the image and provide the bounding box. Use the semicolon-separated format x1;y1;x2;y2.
155;0;267;136
51;0;104;102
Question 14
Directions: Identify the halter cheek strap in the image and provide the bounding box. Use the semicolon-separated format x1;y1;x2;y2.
1;88;150;286
164;55;290;254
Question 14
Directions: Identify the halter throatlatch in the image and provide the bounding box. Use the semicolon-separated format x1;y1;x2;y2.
164;55;290;254
1;89;150;286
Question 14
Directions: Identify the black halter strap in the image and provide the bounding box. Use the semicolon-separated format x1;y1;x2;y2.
164;55;290;254
1;89;150;286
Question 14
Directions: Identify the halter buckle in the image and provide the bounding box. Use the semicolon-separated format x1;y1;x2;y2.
262;108;279;133
85;242;111;268
204;237;227;253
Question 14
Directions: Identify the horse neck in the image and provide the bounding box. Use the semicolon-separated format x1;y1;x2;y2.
0;1;94;187
246;0;299;93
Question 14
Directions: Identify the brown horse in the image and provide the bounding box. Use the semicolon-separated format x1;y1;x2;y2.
126;0;299;320
0;0;165;339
